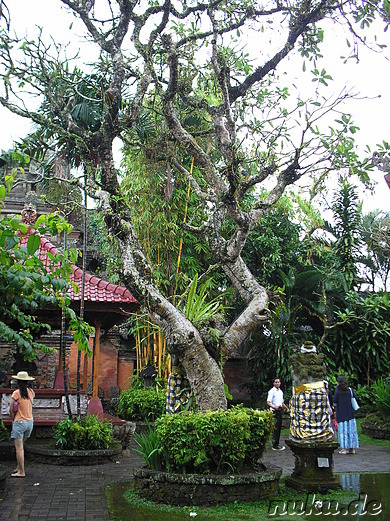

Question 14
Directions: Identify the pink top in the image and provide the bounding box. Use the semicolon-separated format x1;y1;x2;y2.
11;388;35;421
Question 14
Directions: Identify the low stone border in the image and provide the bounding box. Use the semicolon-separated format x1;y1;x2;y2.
25;442;122;465
361;423;390;440
0;441;14;461
133;466;282;506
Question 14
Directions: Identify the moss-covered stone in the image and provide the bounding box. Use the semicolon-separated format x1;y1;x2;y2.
361;414;390;439
289;352;327;386
133;467;282;506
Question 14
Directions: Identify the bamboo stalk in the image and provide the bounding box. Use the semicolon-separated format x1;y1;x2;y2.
153;331;157;368
92;321;101;398
158;331;162;377
146;323;150;365
136;323;141;373
175;158;194;283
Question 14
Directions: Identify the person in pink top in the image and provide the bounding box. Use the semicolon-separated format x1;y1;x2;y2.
9;371;35;478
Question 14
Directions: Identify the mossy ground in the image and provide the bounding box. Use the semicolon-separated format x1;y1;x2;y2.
107;477;358;521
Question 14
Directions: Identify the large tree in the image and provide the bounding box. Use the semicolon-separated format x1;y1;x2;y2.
0;0;387;410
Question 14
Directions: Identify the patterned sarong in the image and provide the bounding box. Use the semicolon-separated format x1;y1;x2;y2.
165;373;191;414
289;381;334;442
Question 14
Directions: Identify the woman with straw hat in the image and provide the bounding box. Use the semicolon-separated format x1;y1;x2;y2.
9;371;35;477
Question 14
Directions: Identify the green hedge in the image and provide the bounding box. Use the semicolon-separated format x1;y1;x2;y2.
117;387;166;422
154;406;274;474
53;415;115;450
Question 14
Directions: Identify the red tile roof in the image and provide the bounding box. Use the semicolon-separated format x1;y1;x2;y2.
20;229;137;305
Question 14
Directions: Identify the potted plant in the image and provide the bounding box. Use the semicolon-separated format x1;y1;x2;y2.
25;414;122;465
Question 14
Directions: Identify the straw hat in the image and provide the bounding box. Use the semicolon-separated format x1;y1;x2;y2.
12;371;35;381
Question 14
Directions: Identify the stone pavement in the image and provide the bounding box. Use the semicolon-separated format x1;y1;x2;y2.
0;436;389;521
262;435;390;475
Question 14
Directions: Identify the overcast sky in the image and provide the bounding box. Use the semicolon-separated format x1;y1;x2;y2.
0;0;389;213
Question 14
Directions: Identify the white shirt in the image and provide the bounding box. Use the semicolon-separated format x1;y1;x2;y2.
267;387;284;409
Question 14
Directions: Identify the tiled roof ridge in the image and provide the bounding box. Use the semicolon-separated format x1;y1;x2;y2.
25;228;137;304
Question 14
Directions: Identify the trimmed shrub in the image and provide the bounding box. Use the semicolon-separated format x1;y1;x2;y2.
117;387;166;422
53;414;115;450
245;407;275;467
153;406;273;474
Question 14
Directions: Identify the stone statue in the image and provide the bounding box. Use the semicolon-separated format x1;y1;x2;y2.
289;341;334;442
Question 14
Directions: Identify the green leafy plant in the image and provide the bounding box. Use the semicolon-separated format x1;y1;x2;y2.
354;383;371;409
371;377;390;418
181;274;229;327
153;406;273;475
0;418;10;442
53;414;115;450
117;387;166;422
0;166;93;362
245;408;275;467
133;421;163;471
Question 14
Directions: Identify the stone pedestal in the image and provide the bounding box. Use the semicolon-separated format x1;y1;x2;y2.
0;441;14;461
285;439;341;492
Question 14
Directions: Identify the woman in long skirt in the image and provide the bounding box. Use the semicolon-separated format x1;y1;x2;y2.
333;375;359;454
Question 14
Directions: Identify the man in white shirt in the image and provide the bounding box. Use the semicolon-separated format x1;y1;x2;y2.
267;377;289;451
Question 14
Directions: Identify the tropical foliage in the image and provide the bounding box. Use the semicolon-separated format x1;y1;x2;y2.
245;178;390;402
0;159;93;361
53;414;115;450
133;421;162;471
371;378;390;419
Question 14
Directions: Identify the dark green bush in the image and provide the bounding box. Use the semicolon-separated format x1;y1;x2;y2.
53;414;115;450
154;406;273;474
0;418;9;442
353;383;371;409
362;413;390;430
117;387;166;422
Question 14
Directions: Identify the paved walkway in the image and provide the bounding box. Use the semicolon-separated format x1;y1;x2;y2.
0;436;389;521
